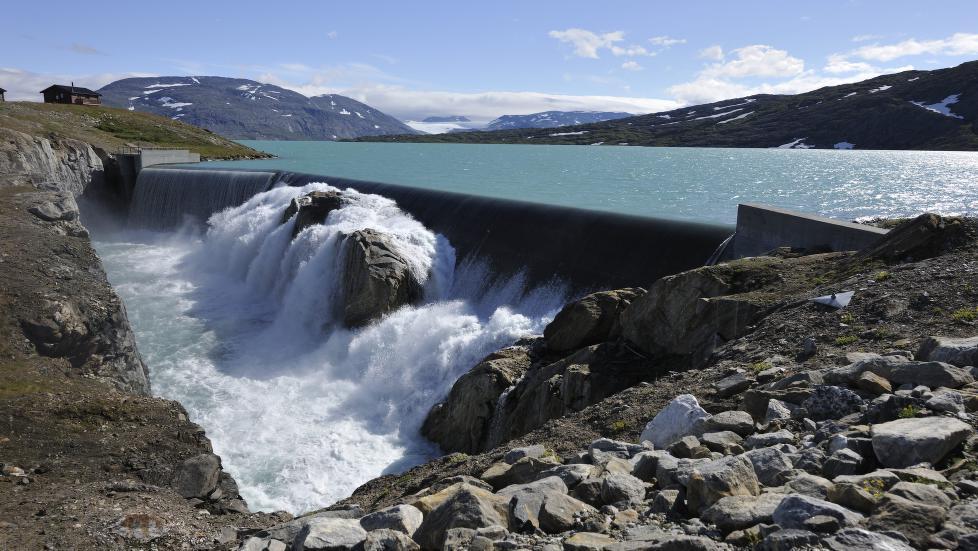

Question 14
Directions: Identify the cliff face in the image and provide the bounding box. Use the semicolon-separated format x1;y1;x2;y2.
0;127;107;196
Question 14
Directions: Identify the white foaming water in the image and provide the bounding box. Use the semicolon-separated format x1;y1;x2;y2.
93;183;567;513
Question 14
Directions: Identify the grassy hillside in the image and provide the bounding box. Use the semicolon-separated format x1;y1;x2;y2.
0;101;269;159
355;60;978;151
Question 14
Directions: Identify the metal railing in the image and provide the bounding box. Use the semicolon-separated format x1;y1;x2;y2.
117;146;192;155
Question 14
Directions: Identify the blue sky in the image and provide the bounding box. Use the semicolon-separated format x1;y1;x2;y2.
4;1;978;121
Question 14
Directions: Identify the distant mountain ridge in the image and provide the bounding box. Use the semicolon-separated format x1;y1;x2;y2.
422;115;471;123
356;61;978;150
486;111;634;130
98;76;417;140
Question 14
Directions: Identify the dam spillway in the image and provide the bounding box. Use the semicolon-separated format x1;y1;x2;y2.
129;166;733;292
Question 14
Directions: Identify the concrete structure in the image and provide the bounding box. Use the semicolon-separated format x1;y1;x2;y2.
724;202;888;259
0;88;5;102
113;149;201;206
41;84;101;105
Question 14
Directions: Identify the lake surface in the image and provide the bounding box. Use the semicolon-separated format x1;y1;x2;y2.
201;141;978;224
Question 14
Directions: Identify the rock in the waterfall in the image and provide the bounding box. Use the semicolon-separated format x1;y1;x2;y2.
293;517;367;551
339;229;423;328
639;394;711;449
421;347;531;454
283;190;347;236
413;486;508;549
170;453;221;499
359;504;423;536
686;455;761;514
870;416;973;468
918;335;978;367
771;495;863;530
543;288;644;353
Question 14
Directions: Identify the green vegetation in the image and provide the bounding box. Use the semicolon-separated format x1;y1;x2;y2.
609;420;628;433
951;307;978;322
835;334;859;346
840;312;855;324
861;478;886;499
874;270;891;281
445;452;469;466
749;361;773;373
898;404;921;419
0;101;268;160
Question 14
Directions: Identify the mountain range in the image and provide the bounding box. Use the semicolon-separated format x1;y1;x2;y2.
98;76;418;140
355;61;978;150
485;111;634;131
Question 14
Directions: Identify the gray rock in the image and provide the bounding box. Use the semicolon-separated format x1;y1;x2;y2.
600;472;647;507
701;493;784;532
700;431;744;455
537;463;595;488
704;410;755;437
413;486;507;549
889;361;974;389
820;528;914;551
822;448;864;479
827;483;878;514
867;494;947;548
359;504;423;536
497;476;568;532
783;473;835;499
743;447;793;487
543;288;644;353
686;454;760;514
764;400;794;425
651;489;681;514
801;386;863;421
294;518;367;551
639;394;711;449
589;438;640;460
925;388;965;413
340;229;423;328
918;335;978;367
29;193;80;222
171;453;221;499
716;373;753;398
855;371;892;395
481;456;561;490
563;532;617;551
360;529;420;551
888;481;953;509
238;537;287;551
772;494;863;530
871;416;974;468
668;435;703;459
538;492;596;534
744;430;794;449
760;528;819;550
283;191;346;236
505;444;546;464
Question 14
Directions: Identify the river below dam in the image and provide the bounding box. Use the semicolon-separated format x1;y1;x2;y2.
92;143;978;514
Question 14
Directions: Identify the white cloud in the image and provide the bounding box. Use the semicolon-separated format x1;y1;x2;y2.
851;32;978;61
326;30;338;40
549;28;650;58
649;36;686;47
621;61;643;71
698;45;724;61
824;54;877;74
851;34;885;43
0;67;156;101
701;45;805;79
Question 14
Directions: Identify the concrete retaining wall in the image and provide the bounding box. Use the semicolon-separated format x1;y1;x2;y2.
137;149;200;170
727;203;888;259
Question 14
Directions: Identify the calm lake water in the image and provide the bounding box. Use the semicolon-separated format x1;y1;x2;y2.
200;141;978;224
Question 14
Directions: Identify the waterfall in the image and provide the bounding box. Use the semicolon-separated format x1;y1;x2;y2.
128;167;278;230
95;181;569;513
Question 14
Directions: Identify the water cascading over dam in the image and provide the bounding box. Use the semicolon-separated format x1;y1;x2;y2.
129;166;733;292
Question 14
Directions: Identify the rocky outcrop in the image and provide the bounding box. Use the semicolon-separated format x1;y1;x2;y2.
543;288;644;353
422;346;532;454
282;190;347;237
339;229;424;327
0;127;106;196
9;189;150;394
620;257;786;366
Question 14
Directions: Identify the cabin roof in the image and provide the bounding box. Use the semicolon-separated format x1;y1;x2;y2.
40;84;101;96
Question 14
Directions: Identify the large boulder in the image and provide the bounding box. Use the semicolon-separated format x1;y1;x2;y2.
686;454;761;514
170;453;221;499
918;335;978;367
339;229;423;327
701;493;785;532
856;213;963;263
871;416;974;468
543;288;644;353
772;495;863;530
293;518;366;551
282;190;347;237
412;485;509;549
422;346;531;454
620;258;784;365
359;504;423;536
639;394;711;449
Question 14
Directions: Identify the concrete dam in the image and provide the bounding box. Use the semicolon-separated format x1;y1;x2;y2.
126;166;887;293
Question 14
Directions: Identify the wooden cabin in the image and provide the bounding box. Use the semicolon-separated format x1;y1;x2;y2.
41;84;101;105
0;88;6;102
